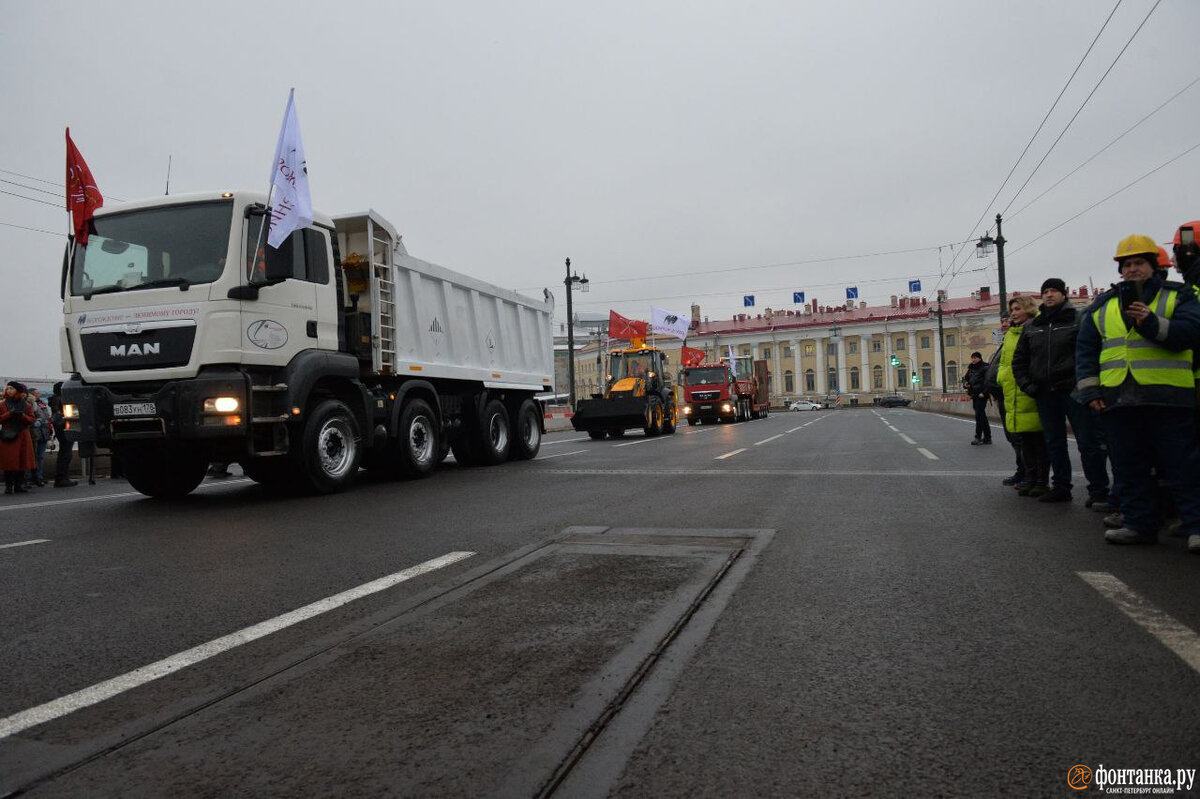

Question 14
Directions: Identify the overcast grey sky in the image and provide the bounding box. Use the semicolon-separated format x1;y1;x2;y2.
3;0;1198;378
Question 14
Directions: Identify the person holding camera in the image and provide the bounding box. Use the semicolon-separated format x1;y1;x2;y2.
1076;234;1200;550
1013;278;1111;505
0;381;37;495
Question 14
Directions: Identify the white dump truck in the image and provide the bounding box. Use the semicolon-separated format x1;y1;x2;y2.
59;191;554;497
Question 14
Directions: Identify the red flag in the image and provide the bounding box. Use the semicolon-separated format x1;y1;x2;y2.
609;310;648;340
66;128;103;244
681;346;706;367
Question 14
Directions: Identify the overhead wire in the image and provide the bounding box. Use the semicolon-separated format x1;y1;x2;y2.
0;178;64;199
1006;72;1200;222
1007;138;1200;257
932;0;1125;297
999;0;1164;217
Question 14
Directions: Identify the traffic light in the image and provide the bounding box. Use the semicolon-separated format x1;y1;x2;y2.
911;371;920;385
890;355;901;367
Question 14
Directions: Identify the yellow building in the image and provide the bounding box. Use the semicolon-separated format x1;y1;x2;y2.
568;287;1099;405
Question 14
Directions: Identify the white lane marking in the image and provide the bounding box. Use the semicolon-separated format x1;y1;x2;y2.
0;539;50;550
715;448;746;460
544;468;1013;477
917;448;939;460
886;426;898;432
536;449;587;460
785;426;804;433
0;479;253;513
754;435;783;446
937;413;1004;431
899;434;916;445
613;435;672;447
542;437;589;446
1078;572;1200;674
0;551;475;741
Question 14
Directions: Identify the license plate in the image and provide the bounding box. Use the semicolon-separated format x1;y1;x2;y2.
700;404;713;410
113;402;157;417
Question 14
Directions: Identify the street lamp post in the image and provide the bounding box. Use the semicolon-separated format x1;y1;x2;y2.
976;213;1007;320
931;292;947;394
827;322;841;393
563;257;589;408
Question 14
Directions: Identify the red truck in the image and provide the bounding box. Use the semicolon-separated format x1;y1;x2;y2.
679;357;770;424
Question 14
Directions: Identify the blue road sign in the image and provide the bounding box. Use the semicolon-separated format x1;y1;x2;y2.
793;291;805;304
845;286;858;300
743;295;755;307
909;279;922;293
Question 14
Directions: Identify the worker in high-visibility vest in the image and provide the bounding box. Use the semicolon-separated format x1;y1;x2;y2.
1076;234;1200;551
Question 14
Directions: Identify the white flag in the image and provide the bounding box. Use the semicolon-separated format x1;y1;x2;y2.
267;89;313;248
650;306;690;340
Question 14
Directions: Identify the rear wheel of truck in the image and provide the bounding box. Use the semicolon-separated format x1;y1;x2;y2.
124;445;207;498
478;400;511;464
391;398;439;478
292;398;361;494
662;401;678;434
643;397;663;437
588;430;607;440
509;399;542;460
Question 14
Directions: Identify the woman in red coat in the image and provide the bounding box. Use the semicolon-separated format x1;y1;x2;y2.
1;381;36;494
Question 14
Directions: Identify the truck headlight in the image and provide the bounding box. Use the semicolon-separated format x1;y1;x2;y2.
63;404;80;419
683;406;692;415
721;403;732;413
203;396;240;413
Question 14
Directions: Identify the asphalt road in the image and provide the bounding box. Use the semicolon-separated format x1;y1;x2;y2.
1;407;1197;797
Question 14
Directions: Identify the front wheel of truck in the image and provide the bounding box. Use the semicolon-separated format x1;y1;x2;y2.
291;398;361;494
124;445;208;498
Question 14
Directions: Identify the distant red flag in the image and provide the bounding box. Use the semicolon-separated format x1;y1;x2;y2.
609;310;648;340
681;346;706;366
66;128;103;244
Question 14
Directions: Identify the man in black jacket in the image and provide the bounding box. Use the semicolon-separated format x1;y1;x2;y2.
962;351;991;444
1012;278;1111;504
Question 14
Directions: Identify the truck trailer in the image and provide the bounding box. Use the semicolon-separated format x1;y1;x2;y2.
59;192;554;497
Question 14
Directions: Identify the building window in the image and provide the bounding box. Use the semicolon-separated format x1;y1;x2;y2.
920;335;931;349
804;342;815;355
762;346;771;360
848;340;858;354
921;362;932;385
873;364;883;389
783;345;792;358
872;339;882;352
741;346;752;357
826;342;838;357
784;370;794;393
896;366;906;387
947;360;959;385
827;368;838;391
850;366;860;390
895;337;906;350
945;333;956;347
805;369;815;391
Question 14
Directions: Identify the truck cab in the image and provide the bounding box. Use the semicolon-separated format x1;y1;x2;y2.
679;363;737;424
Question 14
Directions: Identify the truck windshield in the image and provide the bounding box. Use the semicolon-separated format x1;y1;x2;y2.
611;353;654;381
70;202;234;296
683;367;727;385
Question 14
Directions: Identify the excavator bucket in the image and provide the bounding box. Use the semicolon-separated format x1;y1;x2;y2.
570;396;647;433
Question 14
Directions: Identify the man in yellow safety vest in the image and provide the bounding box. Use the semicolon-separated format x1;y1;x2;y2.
1076;234;1200;551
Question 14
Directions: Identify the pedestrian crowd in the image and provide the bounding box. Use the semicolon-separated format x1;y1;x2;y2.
973;221;1200;553
0;380;78;494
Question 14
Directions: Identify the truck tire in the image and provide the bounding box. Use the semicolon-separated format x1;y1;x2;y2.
509;399;542;460
454;399;511;466
241;457;292;490
643;397;663;437
124;445;207;498
393;398;440;478
292;398;361;494
687;417;698;426
662;400;678;434
609;428;626;438
588;430;607;440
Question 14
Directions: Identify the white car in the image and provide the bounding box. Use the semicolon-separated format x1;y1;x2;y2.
788;400;823;411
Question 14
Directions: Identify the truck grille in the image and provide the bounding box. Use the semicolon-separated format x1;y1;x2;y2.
691;390;720;400
81;324;195;371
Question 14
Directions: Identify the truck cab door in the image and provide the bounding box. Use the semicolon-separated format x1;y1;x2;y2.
239;219;330;362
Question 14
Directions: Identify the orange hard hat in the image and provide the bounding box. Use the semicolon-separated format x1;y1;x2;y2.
1173;221;1200;247
1156;246;1172;269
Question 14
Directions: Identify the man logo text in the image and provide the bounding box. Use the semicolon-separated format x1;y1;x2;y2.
110;343;161;357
